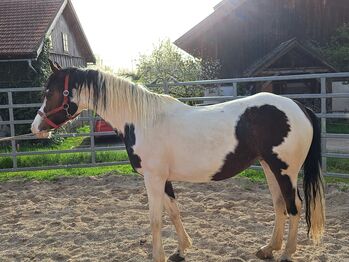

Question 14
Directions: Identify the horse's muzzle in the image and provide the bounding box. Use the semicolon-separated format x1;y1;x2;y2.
31;124;52;139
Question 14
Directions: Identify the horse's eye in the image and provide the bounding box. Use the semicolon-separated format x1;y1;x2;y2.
45;90;52;98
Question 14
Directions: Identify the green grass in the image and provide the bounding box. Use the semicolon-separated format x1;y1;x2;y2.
0;164;348;184
0;150;129;169
0;165;135;182
238;160;349;184
327;120;349;134
1;126;90;153
0;125;133;181
0;125;128;169
238;169;265;182
327;157;349;174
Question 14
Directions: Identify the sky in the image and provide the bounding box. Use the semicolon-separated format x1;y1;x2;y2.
71;0;220;71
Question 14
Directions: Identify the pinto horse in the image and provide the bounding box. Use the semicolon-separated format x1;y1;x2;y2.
31;63;325;262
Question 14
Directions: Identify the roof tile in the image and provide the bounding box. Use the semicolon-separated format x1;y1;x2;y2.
0;0;64;59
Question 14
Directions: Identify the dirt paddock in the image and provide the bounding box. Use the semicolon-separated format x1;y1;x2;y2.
0;174;348;261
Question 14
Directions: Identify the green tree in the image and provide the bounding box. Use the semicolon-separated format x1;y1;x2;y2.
32;38;52;86
88;55;117;74
117;68;141;82
136;39;221;97
321;24;349;71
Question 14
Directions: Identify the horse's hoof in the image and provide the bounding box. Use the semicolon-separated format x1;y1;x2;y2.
279;253;293;262
168;250;185;262
279;258;292;262
255;248;273;260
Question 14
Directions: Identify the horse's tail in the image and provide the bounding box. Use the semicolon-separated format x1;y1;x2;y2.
303;107;325;244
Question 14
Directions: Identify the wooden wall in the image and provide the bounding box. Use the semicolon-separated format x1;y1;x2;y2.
49;8;87;68
187;0;349;77
49;53;86;68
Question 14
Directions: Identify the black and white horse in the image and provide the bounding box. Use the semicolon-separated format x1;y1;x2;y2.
31;63;325;262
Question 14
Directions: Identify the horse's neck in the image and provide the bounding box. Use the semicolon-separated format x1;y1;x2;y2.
81;82;183;134
89;98;136;133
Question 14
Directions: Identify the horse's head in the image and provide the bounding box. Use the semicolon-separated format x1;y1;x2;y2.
31;61;80;138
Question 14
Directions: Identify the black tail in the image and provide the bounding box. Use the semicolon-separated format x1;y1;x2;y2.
303;107;325;243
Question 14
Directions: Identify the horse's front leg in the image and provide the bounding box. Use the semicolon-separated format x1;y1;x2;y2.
164;193;192;261
144;173;166;262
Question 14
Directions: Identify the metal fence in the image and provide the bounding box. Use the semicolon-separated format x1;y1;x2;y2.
1;72;349;178
0;86;128;172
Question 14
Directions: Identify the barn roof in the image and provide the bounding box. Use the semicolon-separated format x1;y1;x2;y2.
174;0;246;52
175;0;348;78
243;38;337;76
0;0;95;63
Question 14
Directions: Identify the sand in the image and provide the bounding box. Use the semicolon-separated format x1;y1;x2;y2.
0;174;348;262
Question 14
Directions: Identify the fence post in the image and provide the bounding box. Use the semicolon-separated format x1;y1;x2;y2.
232;82;238;98
163;81;169;94
89;111;96;164
320;77;327;175
7;91;17;168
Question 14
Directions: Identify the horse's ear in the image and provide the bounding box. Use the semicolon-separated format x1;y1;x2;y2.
49;59;61;73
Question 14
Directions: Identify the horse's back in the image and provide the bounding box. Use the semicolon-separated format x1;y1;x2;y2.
144;92;313;182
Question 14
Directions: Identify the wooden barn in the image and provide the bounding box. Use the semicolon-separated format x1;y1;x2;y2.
175;0;349;99
0;0;95;88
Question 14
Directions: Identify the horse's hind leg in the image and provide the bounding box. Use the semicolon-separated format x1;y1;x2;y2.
260;157;303;261
164;194;192;261
256;160;287;259
280;187;302;261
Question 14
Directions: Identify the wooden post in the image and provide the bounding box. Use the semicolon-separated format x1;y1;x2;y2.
7;91;17;168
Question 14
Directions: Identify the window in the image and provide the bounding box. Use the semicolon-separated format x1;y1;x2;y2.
62;33;69;53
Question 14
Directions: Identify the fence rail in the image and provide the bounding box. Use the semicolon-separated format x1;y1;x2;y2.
1;72;349;178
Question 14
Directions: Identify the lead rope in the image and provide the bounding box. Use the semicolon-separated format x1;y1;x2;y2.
0;131;46;142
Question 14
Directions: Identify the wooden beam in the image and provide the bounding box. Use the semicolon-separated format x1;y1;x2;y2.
260;67;332;75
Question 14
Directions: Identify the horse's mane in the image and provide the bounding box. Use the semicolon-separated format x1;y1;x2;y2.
66;68;180;126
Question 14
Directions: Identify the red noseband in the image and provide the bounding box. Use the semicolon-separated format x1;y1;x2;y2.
38;75;79;129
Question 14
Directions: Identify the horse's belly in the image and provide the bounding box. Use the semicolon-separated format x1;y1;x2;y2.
167;150;232;183
168;167;218;182
165;127;239;182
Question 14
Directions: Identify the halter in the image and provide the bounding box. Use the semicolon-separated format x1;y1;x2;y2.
38;75;78;129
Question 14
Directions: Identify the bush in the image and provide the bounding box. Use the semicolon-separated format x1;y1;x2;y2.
136;39;221;97
320;24;349;71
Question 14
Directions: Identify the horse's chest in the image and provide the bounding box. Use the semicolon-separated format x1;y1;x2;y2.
121;124;142;171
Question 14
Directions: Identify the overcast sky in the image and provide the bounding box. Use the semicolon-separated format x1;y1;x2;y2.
71;0;220;70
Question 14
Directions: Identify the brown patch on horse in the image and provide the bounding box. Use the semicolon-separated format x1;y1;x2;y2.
120;124;142;170
212;104;298;215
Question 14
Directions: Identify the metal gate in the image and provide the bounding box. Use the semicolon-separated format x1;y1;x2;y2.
1;72;349;178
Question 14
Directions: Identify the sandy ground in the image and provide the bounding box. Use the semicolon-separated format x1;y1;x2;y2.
0;174;348;262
